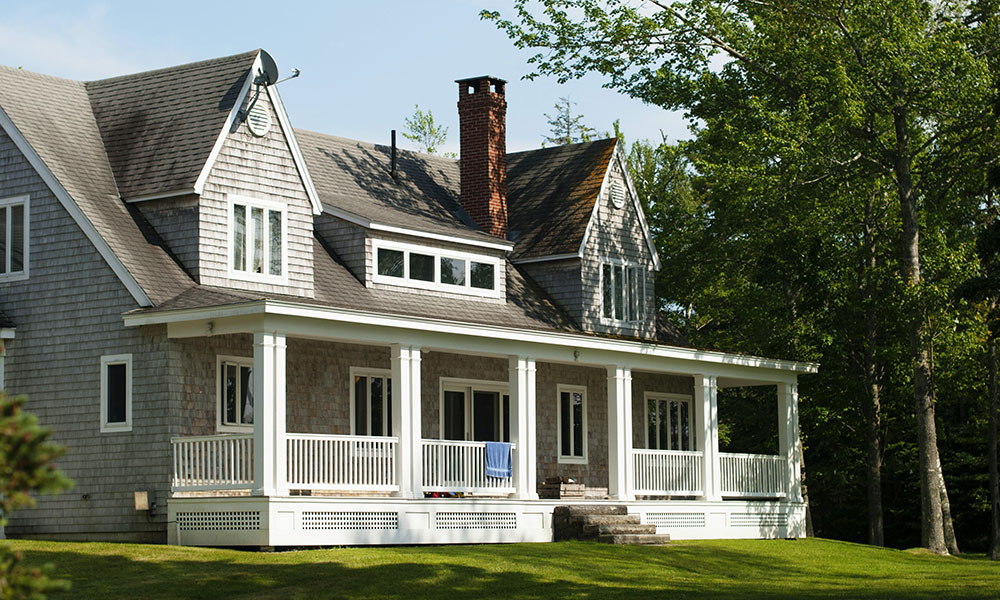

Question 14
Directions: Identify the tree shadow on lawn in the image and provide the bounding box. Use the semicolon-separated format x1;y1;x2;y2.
21;540;999;600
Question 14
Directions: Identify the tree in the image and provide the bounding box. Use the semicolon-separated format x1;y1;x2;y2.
485;0;1000;552
402;105;448;154
0;392;73;597
543;97;596;145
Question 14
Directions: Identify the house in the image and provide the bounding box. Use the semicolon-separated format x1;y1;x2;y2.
0;49;815;546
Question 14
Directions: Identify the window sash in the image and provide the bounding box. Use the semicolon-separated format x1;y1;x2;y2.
647;396;692;451
231;201;283;278
0;201;27;275
371;241;499;294
353;374;392;436
220;361;254;428
559;388;586;459
602;260;644;324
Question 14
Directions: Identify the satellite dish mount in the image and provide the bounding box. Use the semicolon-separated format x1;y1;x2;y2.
240;50;279;120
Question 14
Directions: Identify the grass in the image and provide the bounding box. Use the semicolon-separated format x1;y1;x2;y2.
5;537;998;599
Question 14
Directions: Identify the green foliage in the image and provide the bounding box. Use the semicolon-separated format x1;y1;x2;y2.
0;393;73;599
402;105;448;154
487;0;1000;549
542;96;596;145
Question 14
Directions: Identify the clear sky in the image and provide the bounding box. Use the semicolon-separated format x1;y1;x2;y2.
0;1;689;154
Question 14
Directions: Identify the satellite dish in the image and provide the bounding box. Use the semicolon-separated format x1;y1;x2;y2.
256;50;279;86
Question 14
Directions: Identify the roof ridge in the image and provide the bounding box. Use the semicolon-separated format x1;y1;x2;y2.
0;63;86;86
507;137;618;158
84;49;259;86
295;128;459;163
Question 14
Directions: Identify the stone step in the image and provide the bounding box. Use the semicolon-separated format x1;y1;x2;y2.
553;504;629;518
583;523;658;537
597;533;672;546
576;514;641;527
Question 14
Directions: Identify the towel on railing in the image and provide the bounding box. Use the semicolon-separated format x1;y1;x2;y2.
485;441;512;478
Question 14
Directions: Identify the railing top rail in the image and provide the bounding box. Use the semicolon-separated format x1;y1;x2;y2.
170;433;253;444
421;438;516;450
719;452;785;461
632;449;704;457
286;433;399;443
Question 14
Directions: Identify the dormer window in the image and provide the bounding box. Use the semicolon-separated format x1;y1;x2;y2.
228;195;286;283
373;239;500;298
601;259;644;324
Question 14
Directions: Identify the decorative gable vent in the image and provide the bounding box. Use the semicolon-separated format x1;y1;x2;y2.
247;103;271;137
609;181;626;208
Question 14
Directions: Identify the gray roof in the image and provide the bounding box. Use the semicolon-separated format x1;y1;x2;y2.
86;51;257;200
507;139;618;260
295;130;501;245
0;65;194;305
143;237;580;334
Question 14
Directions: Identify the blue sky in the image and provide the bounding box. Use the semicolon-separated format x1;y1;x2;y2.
0;1;689;154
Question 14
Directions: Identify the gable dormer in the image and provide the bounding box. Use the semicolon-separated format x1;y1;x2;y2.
87;50;321;299
508;139;659;339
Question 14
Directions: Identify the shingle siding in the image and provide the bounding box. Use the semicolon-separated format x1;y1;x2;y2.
135;194;200;280
198;90;314;297
0;127;171;543
315;213;368;284
520;258;584;325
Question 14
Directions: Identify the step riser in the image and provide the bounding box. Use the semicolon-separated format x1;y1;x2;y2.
598;534;672;545
583;524;658;537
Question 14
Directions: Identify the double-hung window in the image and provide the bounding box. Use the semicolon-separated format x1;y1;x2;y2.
0;195;29;280
229;195;286;283
602;260;644;324
218;356;254;432
557;385;587;463
100;354;132;433
373;240;501;297
352;368;392;436
646;394;693;451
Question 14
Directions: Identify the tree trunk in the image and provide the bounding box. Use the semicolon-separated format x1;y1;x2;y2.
863;375;884;546
892;102;947;554
937;454;959;554
861;194;884;546
989;339;999;560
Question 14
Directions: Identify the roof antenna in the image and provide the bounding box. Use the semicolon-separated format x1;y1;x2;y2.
390;130;397;179
240;50;279;120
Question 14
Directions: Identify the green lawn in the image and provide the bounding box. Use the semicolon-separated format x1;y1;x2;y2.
6;537;998;599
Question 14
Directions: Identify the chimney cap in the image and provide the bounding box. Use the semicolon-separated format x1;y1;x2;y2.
455;75;508;85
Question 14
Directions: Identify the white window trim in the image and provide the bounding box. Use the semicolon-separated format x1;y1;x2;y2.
226;194;288;285
100;354;132;433
438;377;510;441
643;392;695;451
216;355;254;433
0;195;29;282
349;367;393;436
599;257;646;328
372;238;502;299
557;384;588;464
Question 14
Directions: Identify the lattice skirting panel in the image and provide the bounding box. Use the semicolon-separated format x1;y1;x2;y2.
730;512;789;528
176;511;261;531
302;511;399;530
644;512;707;528
435;512;517;530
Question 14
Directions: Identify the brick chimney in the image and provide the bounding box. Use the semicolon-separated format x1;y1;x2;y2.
456;76;508;239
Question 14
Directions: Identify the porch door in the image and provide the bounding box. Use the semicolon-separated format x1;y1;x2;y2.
441;386;510;442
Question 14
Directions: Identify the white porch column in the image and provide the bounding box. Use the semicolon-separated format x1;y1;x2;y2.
509;356;538;499
252;331;287;496
606;365;634;501
778;382;804;502
695;374;721;501
391;344;422;498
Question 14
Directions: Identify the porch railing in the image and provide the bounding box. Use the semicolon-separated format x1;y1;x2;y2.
720;452;787;497
286;433;398;492
632;449;704;495
421;439;516;494
171;434;254;491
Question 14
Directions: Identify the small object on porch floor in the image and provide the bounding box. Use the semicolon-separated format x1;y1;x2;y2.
552;505;670;546
538;476;585;499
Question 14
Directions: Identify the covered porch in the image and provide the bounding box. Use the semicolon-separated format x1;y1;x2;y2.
126;302;811;546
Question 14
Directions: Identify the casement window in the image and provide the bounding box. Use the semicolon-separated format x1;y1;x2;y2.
0;195;29;280
218;356;254;432
100;354;132;433
373;239;501;298
440;379;510;443
557;385;587;463
601;260;644;324
352;368;392;436
228;195;286;283
646;394;693;451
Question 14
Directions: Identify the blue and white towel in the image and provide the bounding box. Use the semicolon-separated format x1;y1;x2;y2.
485;441;512;478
